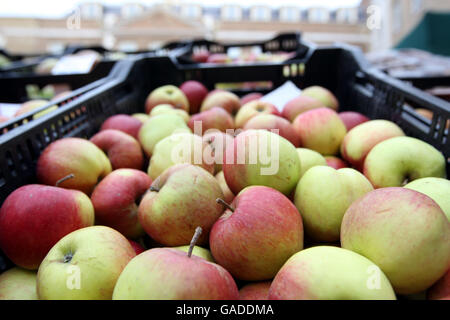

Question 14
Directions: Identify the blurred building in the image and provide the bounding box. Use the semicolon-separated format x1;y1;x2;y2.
0;0;449;54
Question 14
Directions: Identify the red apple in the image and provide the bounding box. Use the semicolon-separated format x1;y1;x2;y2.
128;240;145;255
90;129;144;170
188;107;234;135
210;186;304;281
192;51;210;63
338;111;370;131
240;92;263;106
101;114;143;139
281;95;325;122
325;156;349;170
207;53;232;64
91;169;152;239
0;185;94;269
180;80;208;115
427;269;450;300
239;281;271;300
200;91;241;114
235;100;280;128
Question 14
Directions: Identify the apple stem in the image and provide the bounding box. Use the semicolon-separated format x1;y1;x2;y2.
55;174;75;187
188;227;202;258
149;186;160;192
216;198;235;212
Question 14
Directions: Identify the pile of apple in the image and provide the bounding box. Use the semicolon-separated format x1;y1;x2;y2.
0;79;449;300
192;50;295;64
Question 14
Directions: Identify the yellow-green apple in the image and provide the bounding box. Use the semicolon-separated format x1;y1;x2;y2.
340;120;405;170
147;132;214;180
296;148;327;178
235;100;280;128
37;226;135;300
240;92;263;106
207;53;232;64
325;156;349;170
215;171;235;203
0;185;94;270
112;247;239;299
0;268;38;300
180;80;208;115
91;169;152;239
269;246;396;300
294;166;373;242
90;129;144;170
203;130;234;173
189;107;234;135
173;245;214;262
132;113;150;124
200;90;241;114
301;86;339;110
292;108;347;156
243;114;300;147
100;114;143;139
405;178;450;221
223;129;301;195
138;113;191;157
341;187;450;294
150;104;190;123
363;137;446;188
281;95;325;122
338;111;370;131
210;186;304;281
239;281;271;300
128;239;145;255
36;138;112;194
145;85;189;114
139;164;224;246
14;99;57;119
427;269;449;300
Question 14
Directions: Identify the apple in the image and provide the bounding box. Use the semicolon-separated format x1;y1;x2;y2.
404;177;450;221
338;111;370;131
215;171;235;203
0;184;94;270
243;114;300;147
340;120;405;170
200;90;241;114
210;186;304;281
37;226;136;300
132;113;150;124
91;169;152;239
14;99;57;119
100;114;143;139
145;85;189;114
269;246;396;300
139;164;223;246
325;156;349;170
180;80;208;115
341;187;450;294
150;104;190;123
138;113;191;157
223;129;301;196
112;246;239;299
207;53;232;64
203;130;235;173
301;86;339;110
188;107;234;135
90;129;144;170
240;92;263;106
192;51;210;63
292;108;347;156
239;281;271;300
36;138;112;194
296;148;327;178
235;100;280;128
147;132;214;180
294;166;373;242
0;268;38;300
427;269;450;300
128;240;145;255
173;245;214;262
281;95;325;122
363;136;446;188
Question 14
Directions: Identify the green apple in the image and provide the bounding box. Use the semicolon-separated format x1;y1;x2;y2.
145;85;189;114
147;132;214;180
37;226;136;300
269;246;396;300
215;171;234;203
150;104;190;123
0;268;38;300
295;166;373;242
296;148;327;177
132;113;150;123
301;86;339;110
341;187;450;294
138;113;191;157
363;136;446;188
173;245;214;262
404;177;450;221
14;99;57;119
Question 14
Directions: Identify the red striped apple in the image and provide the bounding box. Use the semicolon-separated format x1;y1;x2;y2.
180;80;208;115
239;281;271;300
325;156;348;170
200;91;241;114
188;107;234;135
240;92;263;106
282;95;325;122
101;114;143;139
338;111;369;131
235;100;280;128
301;86;339;110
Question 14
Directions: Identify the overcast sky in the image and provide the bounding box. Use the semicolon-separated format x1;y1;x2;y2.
0;0;362;18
